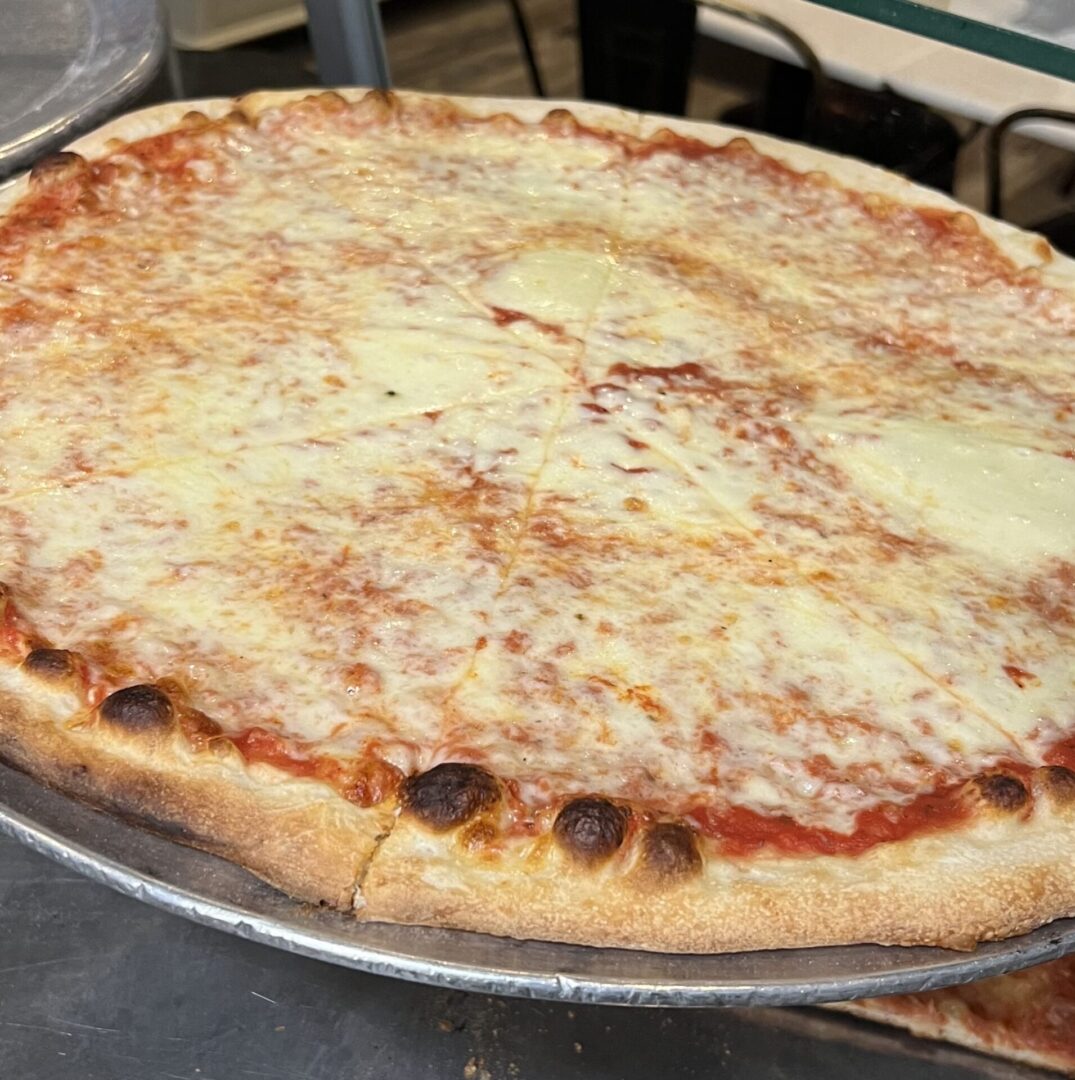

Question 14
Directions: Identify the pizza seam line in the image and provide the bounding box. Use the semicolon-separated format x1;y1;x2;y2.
432;141;636;720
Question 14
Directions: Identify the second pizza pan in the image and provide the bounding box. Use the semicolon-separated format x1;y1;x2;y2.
2;761;1073;1008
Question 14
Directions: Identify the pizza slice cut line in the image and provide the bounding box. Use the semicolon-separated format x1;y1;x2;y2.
576;396;1033;760
0;377;579;511
568;124;1072;760
575;336;1071;761
566;282;1037;764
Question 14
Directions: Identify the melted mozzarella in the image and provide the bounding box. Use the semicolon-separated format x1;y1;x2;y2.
1;392;561;760
446;405;1017;831
810;418;1074;569
0;96;1072;836
253;103;632;359
471;249;615;335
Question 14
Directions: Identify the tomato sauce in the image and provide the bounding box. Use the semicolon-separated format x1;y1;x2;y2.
1002;664;1038;688
490;305;526;327
489;306;564;338
229;726;401;807
1045;737;1075;772
689;783;969;857
231;726;328;778
0;601;27;658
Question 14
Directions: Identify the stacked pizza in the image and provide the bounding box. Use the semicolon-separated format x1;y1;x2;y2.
0;91;1072;972
833;954;1075;1074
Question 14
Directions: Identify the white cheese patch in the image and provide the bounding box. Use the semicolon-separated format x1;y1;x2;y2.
470;249;614;334
809;418;1074;569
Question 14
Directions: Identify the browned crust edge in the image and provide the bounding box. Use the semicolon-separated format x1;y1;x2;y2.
9;645;1075;956
4;86;1069;285
827;997;1075;1076
0;669;391;908
360;799;1075;954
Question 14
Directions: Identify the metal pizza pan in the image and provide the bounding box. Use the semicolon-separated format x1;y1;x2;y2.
0;0;166;179
1;761;1073;1008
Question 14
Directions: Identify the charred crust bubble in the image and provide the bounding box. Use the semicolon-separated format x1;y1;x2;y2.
354;88;396;123
400;763;500;831
29;151;87;185
1037;766;1075;805
642;822;702;880
364;88;395;108
21;648;75;681
553;797;629;864
99;685;174;733
973;773;1029;812
541;108;580;135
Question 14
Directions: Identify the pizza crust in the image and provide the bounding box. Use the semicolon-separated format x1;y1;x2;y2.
6;642;1075;954
829;999;1075;1076
0;664;391;908
236;87;643;136
4;87;1068;285
632;110;1073;287
0;98;239;217
361;792;1075;953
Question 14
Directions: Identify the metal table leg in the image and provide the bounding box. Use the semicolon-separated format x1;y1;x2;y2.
304;0;391;88
986;107;1075;217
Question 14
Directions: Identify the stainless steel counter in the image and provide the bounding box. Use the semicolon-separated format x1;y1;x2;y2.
0;835;1053;1079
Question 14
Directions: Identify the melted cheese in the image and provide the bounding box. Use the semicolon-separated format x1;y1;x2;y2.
809;418;1073;568
0;95;1072;838
1;393;561;770
446;403;1017;831
472;248;615;335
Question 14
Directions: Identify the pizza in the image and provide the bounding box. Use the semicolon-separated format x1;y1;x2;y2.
831;955;1075;1075
0;87;1073;955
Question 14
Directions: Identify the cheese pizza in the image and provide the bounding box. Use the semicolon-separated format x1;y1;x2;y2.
833;954;1075;1075
0;88;1072;953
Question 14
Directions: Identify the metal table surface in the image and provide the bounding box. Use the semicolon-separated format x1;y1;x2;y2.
0;834;1055;1080
0;0;166;179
